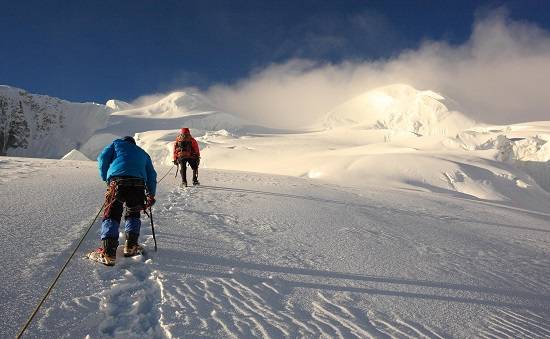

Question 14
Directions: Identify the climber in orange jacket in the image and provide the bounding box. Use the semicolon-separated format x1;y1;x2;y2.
173;128;201;186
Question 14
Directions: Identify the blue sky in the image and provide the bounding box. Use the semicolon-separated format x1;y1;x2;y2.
1;0;550;104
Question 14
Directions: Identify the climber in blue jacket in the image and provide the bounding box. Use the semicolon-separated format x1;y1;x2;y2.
88;136;157;266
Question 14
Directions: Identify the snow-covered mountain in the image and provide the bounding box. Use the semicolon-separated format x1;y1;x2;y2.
322;84;476;136
79;90;252;160
0;86;249;160
0;85;111;158
112;91;218;117
2;83;550;209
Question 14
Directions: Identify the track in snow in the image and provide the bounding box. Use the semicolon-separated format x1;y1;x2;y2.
8;168;550;338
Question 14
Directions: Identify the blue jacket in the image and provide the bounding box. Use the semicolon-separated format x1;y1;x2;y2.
97;139;157;195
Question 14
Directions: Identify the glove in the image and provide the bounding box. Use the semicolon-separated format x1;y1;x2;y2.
146;194;156;208
173;160;178;165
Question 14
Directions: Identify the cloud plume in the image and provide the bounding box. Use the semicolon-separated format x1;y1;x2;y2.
205;11;550;129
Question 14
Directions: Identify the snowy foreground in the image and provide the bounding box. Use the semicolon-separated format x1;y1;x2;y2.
1;157;549;338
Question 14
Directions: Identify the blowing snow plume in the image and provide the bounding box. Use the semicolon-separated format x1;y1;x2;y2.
206;11;550;129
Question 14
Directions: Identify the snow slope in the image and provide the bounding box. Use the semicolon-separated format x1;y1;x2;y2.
1;158;549;338
172;122;550;212
2;83;550;337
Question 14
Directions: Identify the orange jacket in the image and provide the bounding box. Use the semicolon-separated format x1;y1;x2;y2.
173;134;200;160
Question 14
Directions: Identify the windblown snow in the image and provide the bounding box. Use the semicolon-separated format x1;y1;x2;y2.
1;83;549;338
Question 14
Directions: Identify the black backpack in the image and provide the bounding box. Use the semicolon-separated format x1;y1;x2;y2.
176;135;193;157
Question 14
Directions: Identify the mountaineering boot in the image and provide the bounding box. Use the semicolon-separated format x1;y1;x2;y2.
124;232;143;257
192;171;200;185
181;167;187;187
87;238;118;266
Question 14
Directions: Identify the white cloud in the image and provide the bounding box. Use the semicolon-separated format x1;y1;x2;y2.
205;11;550;128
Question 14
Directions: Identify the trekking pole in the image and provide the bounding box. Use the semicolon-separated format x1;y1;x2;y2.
175;163;179;178
148;207;157;251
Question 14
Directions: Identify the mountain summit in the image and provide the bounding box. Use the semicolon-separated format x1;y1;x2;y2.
112;91;218;117
322;84;476;136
